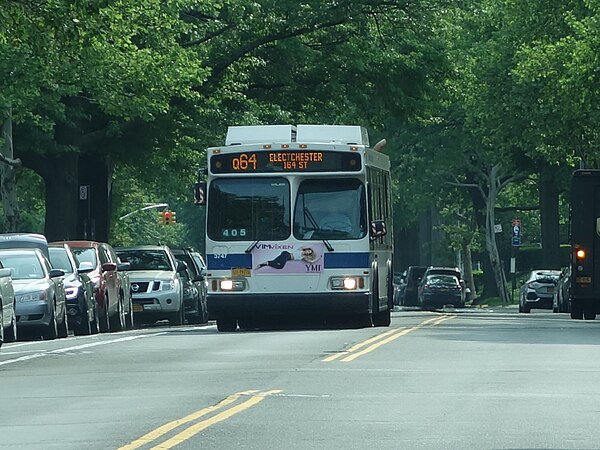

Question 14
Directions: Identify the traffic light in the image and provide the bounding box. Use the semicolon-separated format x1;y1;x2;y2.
171;211;177;224
163;210;173;225
158;211;166;225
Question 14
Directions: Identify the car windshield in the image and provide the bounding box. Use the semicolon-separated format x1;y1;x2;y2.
117;250;173;271
49;248;74;273
293;178;366;240
0;253;45;280
207;178;290;241
71;248;97;268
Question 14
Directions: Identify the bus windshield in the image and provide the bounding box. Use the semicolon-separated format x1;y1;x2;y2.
293;178;366;240
207;178;290;241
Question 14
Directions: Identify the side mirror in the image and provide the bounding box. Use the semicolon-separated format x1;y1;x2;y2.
370;220;387;239
101;262;117;272
0;268;11;278
50;268;66;278
117;262;131;271
193;274;205;282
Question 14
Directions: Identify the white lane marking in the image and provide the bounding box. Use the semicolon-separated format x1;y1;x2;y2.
0;333;165;366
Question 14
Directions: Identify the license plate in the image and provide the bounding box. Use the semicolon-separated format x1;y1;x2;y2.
133;304;144;313
232;268;251;277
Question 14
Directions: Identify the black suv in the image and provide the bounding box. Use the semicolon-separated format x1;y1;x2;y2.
171;248;208;324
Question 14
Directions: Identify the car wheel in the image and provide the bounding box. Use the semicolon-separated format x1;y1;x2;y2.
57;304;69;338
125;296;134;329
169;300;184;326
99;295;110;333
0;305;4;348
90;304;100;335
73;292;92;336
216;318;237;332
200;298;208;324
187;299;202;325
43;307;58;340
109;294;125;332
5;302;17;343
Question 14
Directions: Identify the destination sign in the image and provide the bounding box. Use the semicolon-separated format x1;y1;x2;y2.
210;150;362;173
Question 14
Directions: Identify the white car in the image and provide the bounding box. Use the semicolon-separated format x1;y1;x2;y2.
115;246;185;326
0;264;16;347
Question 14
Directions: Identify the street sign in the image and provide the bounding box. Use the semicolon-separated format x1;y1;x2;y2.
512;218;521;246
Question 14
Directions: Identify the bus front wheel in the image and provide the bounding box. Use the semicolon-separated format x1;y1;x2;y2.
217;318;237;332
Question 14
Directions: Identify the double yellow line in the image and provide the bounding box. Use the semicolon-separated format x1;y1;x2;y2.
322;314;455;362
118;389;282;450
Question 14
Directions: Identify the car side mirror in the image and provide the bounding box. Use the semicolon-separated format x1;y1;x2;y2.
176;260;187;273
50;268;65;278
101;262;117;272
0;268;11;278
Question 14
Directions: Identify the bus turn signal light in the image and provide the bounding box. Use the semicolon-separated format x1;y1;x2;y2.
576;249;586;260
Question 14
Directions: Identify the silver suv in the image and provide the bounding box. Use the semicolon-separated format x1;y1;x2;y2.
115;246;186;326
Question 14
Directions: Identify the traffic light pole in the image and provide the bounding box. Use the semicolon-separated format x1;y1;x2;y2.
118;203;169;221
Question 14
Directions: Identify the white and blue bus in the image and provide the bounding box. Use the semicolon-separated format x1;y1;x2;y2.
204;125;394;331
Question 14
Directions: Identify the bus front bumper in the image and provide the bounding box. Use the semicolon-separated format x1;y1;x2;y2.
207;292;370;320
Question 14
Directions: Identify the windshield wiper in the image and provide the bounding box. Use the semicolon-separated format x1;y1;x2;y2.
245;240;259;253
303;207;334;252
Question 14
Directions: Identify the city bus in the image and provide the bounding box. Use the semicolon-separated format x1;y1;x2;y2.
204;125;394;331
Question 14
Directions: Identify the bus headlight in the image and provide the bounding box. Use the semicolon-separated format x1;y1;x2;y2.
219;279;247;291
330;277;359;290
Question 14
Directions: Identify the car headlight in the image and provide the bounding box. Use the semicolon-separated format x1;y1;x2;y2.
17;290;48;303
65;287;79;300
161;280;176;291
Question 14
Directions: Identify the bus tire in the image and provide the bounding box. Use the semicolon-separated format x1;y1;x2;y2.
571;300;584;320
217;318;237;332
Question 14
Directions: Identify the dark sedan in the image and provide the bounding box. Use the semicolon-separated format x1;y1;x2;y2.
418;274;463;310
49;243;98;335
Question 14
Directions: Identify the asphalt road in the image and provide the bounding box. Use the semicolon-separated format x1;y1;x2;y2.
3;307;600;449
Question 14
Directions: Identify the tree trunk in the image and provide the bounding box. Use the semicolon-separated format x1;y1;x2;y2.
539;165;561;269
461;240;476;302
77;154;113;242
0;109;22;232
465;172;498;299
21;152;79;241
485;165;510;303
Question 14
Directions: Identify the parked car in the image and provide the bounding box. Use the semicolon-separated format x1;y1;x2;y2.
0;248;68;339
0;262;16;347
49;243;98;335
115;245;186;326
553;267;571;313
400;266;428;306
171;248;208;324
66;240;133;332
519;269;562;313
393;272;406;306
418;273;464;309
